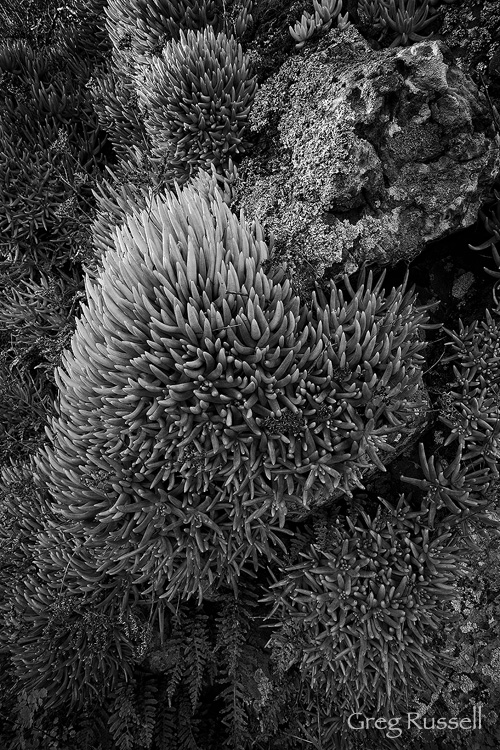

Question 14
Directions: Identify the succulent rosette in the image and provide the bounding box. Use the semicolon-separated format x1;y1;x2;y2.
35;171;431;603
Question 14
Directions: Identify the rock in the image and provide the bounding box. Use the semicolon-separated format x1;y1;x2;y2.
234;25;500;291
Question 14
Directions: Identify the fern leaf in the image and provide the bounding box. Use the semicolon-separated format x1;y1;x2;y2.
154;684;178;750
166;616;185;706
184;613;211;713
219;681;252;747
177;686;199;750
137;675;158;749
107;680;140;750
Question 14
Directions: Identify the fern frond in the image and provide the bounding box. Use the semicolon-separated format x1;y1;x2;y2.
184;613;211;713
177;686;200;750
107;679;140;750
136;675;158;749
153;683;178;750
75;709;106;750
219;680;252;748
215;594;255;748
165;614;186;707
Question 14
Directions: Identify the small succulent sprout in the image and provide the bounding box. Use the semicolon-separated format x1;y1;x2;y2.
230;0;254;37
289;11;321;48
289;0;343;49
314;0;344;24
358;0;385;31
380;0;436;47
337;11;350;29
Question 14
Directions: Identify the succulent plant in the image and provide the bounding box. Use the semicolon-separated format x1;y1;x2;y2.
0;40;104;258
0;460;151;711
105;0;224;62
289;0;348;49
440;309;500;476
402;307;500;537
137;26;257;186
264;494;461;725
33;169;433;607
471;239;500;307
470;197;500;253
357;0;385;32
223;0;254;38
406;448;500;542
380;0;436;46
87;61;148;161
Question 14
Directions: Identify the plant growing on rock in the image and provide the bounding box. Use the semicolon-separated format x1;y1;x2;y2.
137;26;257;186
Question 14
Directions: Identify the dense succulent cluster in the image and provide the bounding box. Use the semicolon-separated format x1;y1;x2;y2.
99;0;255;169
136;26;257;185
86;63;148;162
403;442;497;539
401;307;500;541
380;0;435;46
33;170;432;605
264;494;460;725
0;41;102;255
441;310;500;468
89;147;237;262
105;0;224;61
0;30;108;467
0;460;152;710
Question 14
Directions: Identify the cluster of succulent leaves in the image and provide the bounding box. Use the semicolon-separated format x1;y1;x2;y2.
289;0;349;49
0;1;499;750
264;494;462;730
402;305;500;539
0;0;111;468
407;529;500;750
357;0;440;47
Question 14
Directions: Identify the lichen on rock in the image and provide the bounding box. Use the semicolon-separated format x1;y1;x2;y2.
234;24;500;286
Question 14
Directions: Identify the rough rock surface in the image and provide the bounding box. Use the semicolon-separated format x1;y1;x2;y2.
234;24;500;292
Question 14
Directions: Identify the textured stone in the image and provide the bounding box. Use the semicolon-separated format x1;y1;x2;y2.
234;25;500;290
